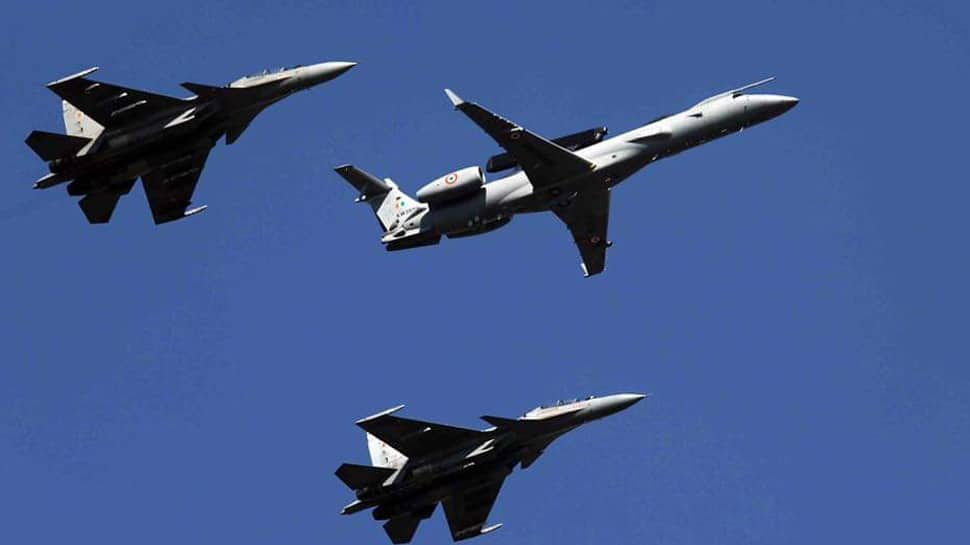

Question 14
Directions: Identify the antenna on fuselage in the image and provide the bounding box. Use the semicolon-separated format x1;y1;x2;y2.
730;76;776;96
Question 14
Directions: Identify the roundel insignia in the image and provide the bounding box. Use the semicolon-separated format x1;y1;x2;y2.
445;173;458;185
590;235;602;244
510;132;521;140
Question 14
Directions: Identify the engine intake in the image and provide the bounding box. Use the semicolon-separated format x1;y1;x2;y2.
415;166;484;204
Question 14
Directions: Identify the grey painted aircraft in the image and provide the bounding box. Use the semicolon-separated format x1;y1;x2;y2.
336;78;797;276
26;61;356;224
336;393;646;543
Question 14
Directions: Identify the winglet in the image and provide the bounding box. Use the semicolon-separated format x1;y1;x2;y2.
356;404;405;425
47;67;99;87
444;88;464;108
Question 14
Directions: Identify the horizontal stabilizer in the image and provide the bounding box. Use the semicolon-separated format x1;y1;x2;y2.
334;164;392;202
335;463;396;490
77;179;135;224
384;515;422;544
25;130;91;161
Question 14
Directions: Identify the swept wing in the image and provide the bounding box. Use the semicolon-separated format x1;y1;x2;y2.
443;477;506;541
141;148;211;224
552;186;612;277
47;67;185;128
356;407;483;460
78;178;136;223
444;89;595;190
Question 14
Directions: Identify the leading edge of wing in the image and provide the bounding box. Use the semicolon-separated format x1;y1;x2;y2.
442;88;595;189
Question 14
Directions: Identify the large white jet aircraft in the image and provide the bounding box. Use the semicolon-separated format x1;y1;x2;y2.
336;78;798;277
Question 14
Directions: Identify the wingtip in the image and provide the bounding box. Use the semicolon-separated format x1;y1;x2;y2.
356;404;406;425
47;66;99;87
183;205;208;217
444;88;464;108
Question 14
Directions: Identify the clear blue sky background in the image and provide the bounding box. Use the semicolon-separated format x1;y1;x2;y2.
2;1;968;544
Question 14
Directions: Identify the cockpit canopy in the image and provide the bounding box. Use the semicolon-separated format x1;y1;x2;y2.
689;76;776;109
523;396;595;417
230;65;304;88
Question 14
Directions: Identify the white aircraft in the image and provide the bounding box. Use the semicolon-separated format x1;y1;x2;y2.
336;78;798;277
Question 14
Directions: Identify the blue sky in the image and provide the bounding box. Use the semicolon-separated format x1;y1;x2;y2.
2;1;968;544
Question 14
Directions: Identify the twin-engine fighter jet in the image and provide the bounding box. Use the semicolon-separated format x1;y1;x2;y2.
336;78;797;276
26;61;356;224
336;393;646;543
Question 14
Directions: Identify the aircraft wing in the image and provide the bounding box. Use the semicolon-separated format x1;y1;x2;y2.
444;89;595;190
442;477;506;541
552;186;612;277
356;409;483;460
141;148;210;225
47;67;185;128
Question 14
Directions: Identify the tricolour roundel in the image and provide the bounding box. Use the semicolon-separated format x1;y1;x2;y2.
416;166;486;204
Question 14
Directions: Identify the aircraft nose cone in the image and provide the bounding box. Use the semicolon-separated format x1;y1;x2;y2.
301;61;358;87
746;94;799;123
592;393;647;419
322;61;358;77
776;95;799;114
612;393;647;411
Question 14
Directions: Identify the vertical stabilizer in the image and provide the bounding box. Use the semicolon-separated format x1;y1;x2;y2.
373;182;423;233
368;433;408;469
334;164;424;233
62;100;104;141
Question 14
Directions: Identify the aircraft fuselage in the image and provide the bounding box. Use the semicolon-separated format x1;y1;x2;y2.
422;92;798;239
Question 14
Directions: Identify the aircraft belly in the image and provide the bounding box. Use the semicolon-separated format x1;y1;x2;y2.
61;132;215;191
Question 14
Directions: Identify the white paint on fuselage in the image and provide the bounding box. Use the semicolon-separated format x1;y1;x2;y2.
468;93;778;225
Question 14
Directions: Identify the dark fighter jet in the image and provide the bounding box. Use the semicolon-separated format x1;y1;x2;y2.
336;393;646;543
26;61;356;224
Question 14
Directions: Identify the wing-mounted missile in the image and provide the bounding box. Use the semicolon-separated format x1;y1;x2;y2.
356;405;406;426
183;205;208;218
32;173;67;189
46;67;100;88
340;500;368;515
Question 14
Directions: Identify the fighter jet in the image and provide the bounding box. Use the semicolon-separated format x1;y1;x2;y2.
335;77;797;276
336;393;646;543
25;61;356;224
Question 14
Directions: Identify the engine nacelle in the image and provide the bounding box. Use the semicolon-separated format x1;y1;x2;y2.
415;166;484;205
